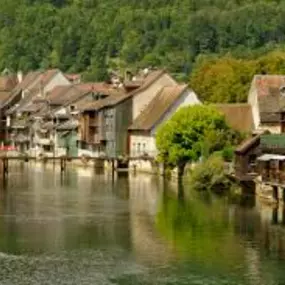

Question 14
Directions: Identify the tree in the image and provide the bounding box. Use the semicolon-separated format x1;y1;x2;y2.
190;56;257;103
156;105;238;176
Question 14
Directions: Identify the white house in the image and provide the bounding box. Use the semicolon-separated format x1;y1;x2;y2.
128;84;201;171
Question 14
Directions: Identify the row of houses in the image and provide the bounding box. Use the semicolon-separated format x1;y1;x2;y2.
0;68;203;159
2;66;285;164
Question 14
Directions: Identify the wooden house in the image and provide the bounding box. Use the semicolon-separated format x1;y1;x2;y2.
234;135;261;181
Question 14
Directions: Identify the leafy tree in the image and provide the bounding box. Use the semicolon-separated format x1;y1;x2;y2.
156;105;237;176
1;0;285;80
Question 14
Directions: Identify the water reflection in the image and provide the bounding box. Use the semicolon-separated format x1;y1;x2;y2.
0;164;284;284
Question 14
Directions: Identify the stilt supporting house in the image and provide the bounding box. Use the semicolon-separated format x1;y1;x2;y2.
2;158;8;177
60;157;67;173
257;154;285;202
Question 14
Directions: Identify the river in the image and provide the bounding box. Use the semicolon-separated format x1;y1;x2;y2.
0;163;284;285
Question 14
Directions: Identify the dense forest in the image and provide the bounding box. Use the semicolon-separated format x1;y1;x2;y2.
2;0;285;101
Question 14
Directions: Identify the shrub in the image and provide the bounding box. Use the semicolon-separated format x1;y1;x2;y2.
222;146;235;162
189;155;232;193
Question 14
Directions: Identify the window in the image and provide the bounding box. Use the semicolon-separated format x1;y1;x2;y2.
137;143;141;154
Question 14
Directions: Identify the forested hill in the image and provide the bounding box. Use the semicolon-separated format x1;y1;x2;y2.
1;0;285;82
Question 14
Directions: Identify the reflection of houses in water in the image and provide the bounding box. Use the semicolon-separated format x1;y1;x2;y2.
232;200;285;283
128;174;176;265
233;199;285;261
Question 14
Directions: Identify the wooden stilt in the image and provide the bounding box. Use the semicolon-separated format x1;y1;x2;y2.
272;207;278;224
60;158;66;173
273;186;278;202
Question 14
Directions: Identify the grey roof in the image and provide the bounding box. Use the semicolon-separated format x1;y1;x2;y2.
56;119;78;131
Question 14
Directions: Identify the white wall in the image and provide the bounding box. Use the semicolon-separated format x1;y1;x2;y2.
132;73;177;120
248;83;260;130
257;124;281;134
130;135;157;157
130;88;200;158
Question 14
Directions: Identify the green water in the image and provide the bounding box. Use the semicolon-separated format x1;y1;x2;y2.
0;163;284;285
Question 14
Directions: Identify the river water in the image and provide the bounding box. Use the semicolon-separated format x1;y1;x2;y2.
0;163;284;285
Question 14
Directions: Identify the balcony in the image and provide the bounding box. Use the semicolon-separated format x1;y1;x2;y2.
89;118;99;127
35;137;53;146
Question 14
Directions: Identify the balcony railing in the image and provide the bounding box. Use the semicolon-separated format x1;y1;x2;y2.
261;170;285;185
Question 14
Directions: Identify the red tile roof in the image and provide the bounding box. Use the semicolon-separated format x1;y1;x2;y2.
254;75;285;98
251;75;285;123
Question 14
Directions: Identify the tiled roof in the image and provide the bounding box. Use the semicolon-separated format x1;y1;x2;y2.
56;119;78;130
64;73;81;82
252;75;285;123
1;71;42;108
78;69;166;111
0;74;18;91
46;85;72;104
213;103;254;133
26;69;59;97
235;135;261;155
129;84;188;131
0;91;12;104
48;85;85;106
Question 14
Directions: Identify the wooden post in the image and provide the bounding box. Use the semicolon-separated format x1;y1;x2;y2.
111;159;115;174
3;158;8;176
272;207;278;224
60;157;66;173
273;186;279;202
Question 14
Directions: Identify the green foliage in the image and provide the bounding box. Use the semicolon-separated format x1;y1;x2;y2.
156;105;237;167
190;51;285;103
221;146;235;162
189;155;232;192
1;0;285;77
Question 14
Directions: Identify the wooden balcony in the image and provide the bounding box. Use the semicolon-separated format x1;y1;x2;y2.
89;118;99;127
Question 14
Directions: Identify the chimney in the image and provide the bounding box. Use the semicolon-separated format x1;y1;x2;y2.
125;70;132;82
17;71;23;83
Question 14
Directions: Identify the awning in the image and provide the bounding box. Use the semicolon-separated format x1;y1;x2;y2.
257;154;285;161
59;131;70;137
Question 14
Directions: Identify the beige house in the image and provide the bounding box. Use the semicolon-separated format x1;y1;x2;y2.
248;75;285;134
5;69;71;153
130;69;177;120
128;84;201;160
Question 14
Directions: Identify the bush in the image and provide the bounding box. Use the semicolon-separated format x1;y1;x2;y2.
189;155;232;193
222;146;235;162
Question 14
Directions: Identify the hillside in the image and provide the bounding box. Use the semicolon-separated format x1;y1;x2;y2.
0;0;285;83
